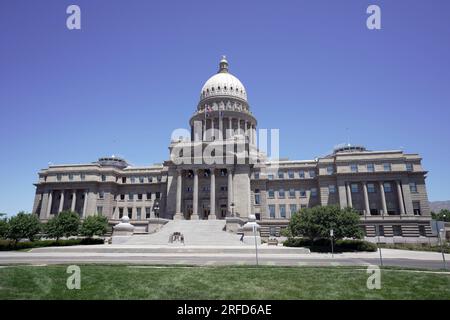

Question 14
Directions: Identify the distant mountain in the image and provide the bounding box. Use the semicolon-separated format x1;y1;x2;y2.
429;201;450;212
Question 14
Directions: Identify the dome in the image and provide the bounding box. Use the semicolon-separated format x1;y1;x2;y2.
200;56;247;101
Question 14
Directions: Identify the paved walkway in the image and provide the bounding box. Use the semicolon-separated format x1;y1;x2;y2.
0;246;448;270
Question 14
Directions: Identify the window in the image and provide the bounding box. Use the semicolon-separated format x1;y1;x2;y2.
383;163;391;172
288;171;294;179
367;163;375;172
80;173;85;181
120;194;125;201
268;189;274;198
311;188;318;197
393;225;402;236
254;172;260;179
57;174;62;181
367;183;375;193
202;186;210;192
268;174;274;180
129;193;134;201
130;177;136;183
136;207;142;220
268;205;276;218
122;177;126;183
145;207;151;219
419;225;426;236
289;188;295;198
127;208;132;219
280;205;286;218
351;183;359;193
186;187;193;193
384;182;392;193
309;170;316;178
254;193;261;205
101;175;106;182
119;208;124;218
377;225;384;236
97;206;103;216
299;170;305;179
69;174;73;181
137;193;143;200
289;204;297;215
328;185;336;194
299;189;306;197
278;189;285;198
139;176;144;183
327;166;334;175
146;192;152;200
409;182;418;193
155;192;161;199
413;201;421;215
350;164;358;173
148;176;153;183
278;171;284;179
406;163;413;172
269;227;277;236
220;186;227;192
99;191;104;199
157;176;162;182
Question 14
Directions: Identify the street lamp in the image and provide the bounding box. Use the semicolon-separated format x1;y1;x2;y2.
230;202;235;217
153;201;160;230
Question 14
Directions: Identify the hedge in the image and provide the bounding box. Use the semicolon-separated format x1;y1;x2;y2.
283;237;377;252
0;238;104;251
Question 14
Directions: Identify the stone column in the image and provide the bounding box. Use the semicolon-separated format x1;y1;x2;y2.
71;190;76;212
174;169;183;219
46;190;53;217
237;119;241;136
209;169;216;220
203;119;206;141
244;120;248;142
82;190;88;217
396;180;406;215
346;183;353;208
227;168;233;216
228;117;233;139
219;115;223;140
363;182;370;216
379;182;388;215
192;169;199;220
58;190;64;213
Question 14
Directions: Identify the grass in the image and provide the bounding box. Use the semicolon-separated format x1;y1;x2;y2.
378;243;450;254
0;265;449;299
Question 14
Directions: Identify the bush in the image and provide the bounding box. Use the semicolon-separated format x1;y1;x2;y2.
45;211;80;240
0;238;104;251
80;216;108;238
283;237;377;252
288;205;363;240
7;212;42;242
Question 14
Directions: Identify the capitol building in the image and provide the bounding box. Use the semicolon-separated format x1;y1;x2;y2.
31;57;433;242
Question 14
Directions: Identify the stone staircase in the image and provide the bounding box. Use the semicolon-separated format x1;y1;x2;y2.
117;220;244;246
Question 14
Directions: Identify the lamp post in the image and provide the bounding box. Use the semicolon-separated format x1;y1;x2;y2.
153;201;160;231
230;202;235;217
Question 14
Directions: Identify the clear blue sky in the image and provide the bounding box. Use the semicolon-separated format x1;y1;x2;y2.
1;0;449;216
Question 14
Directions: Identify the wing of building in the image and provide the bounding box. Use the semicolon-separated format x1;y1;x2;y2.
32;57;433;243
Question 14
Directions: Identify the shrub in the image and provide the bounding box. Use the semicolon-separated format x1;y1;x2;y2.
283;237;377;252
0;238;104;251
289;205;363;240
7;212;42;242
80;216;108;238
45;211;80;240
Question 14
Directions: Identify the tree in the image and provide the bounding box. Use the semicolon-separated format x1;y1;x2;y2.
0;218;8;239
80;216;108;238
45;211;80;241
431;209;450;222
7;212;42;242
288;205;363;240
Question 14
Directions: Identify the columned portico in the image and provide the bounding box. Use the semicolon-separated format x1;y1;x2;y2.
346;183;352;208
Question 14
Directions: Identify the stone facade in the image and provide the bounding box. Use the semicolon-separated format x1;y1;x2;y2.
31;57;434;243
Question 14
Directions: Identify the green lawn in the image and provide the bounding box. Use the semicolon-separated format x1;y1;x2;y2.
0;265;449;299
